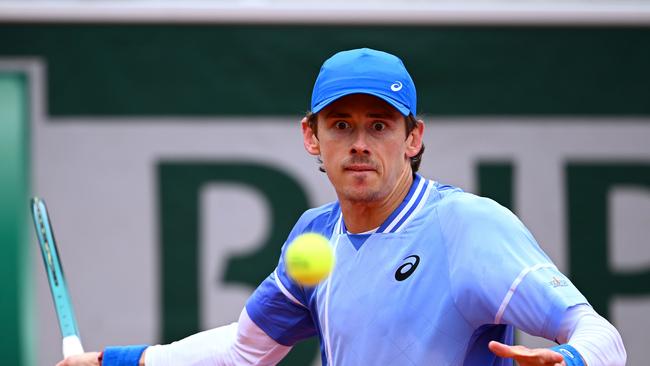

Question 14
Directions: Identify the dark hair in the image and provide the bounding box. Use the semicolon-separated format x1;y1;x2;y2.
305;112;425;173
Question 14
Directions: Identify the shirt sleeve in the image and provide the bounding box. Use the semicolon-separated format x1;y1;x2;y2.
245;206;335;346
144;308;292;366
439;193;588;339
245;270;316;346
557;304;627;366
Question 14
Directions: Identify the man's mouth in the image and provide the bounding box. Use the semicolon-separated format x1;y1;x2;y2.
344;164;376;172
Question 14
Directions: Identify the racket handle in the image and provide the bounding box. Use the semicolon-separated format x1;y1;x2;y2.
62;335;84;358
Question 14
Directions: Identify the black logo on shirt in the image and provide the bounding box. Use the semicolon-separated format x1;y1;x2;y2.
395;255;420;281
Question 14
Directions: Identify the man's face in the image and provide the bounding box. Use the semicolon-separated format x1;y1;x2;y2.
302;94;423;204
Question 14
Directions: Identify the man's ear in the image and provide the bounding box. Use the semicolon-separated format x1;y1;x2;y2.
302;117;320;156
405;119;424;158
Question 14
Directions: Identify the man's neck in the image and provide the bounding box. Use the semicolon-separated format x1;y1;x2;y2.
339;169;414;234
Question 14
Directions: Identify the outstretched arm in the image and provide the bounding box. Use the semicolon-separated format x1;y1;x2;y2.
146;307;291;366
489;304;626;366
56;307;291;366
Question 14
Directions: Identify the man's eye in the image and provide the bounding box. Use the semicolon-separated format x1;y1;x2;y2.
335;121;349;130
372;122;386;131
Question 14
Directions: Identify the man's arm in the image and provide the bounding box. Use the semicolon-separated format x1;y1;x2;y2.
145;307;291;366
56;308;291;366
489;304;627;366
437;194;626;366
555;304;625;365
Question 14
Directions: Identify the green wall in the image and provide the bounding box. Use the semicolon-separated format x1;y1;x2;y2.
0;25;649;117
0;73;32;366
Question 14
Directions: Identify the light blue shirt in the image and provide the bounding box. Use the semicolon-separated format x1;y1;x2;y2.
246;174;588;365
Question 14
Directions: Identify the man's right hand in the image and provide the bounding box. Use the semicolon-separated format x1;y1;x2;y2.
55;352;101;366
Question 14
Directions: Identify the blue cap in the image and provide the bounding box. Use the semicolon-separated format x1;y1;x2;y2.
310;48;417;116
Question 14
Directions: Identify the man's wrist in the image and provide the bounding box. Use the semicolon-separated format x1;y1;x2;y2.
550;344;586;366
100;345;148;366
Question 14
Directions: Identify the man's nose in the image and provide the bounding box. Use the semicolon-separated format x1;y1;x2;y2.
350;130;370;155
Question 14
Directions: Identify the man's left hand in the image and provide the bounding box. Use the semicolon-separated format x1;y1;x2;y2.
489;341;567;366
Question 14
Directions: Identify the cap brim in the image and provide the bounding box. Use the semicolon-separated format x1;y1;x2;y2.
312;90;411;116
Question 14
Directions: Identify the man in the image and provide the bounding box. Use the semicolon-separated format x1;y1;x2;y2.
59;48;626;366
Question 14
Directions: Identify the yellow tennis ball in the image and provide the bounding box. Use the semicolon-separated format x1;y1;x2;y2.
285;233;334;286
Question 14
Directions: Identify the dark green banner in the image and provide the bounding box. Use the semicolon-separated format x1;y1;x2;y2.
1;25;649;117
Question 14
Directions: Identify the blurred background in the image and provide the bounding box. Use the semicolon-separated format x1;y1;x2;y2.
1;1;649;365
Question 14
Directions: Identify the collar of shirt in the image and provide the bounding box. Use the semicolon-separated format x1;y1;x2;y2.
338;173;432;235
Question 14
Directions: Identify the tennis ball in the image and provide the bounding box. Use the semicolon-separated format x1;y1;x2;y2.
285;233;334;286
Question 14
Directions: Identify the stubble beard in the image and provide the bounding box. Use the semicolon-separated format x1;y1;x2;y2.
337;174;386;204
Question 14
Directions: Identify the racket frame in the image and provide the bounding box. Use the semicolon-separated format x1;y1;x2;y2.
31;197;84;357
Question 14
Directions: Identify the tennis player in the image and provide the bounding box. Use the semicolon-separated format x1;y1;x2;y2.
58;48;626;366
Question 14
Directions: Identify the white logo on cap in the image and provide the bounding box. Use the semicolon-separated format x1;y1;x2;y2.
391;81;403;92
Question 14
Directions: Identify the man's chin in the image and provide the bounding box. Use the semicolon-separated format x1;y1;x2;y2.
340;185;382;203
330;172;383;202
343;172;375;187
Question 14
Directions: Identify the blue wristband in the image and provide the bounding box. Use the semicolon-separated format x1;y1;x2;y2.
550;344;585;366
102;345;148;366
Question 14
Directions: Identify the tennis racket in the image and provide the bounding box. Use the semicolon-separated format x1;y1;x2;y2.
30;197;84;358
